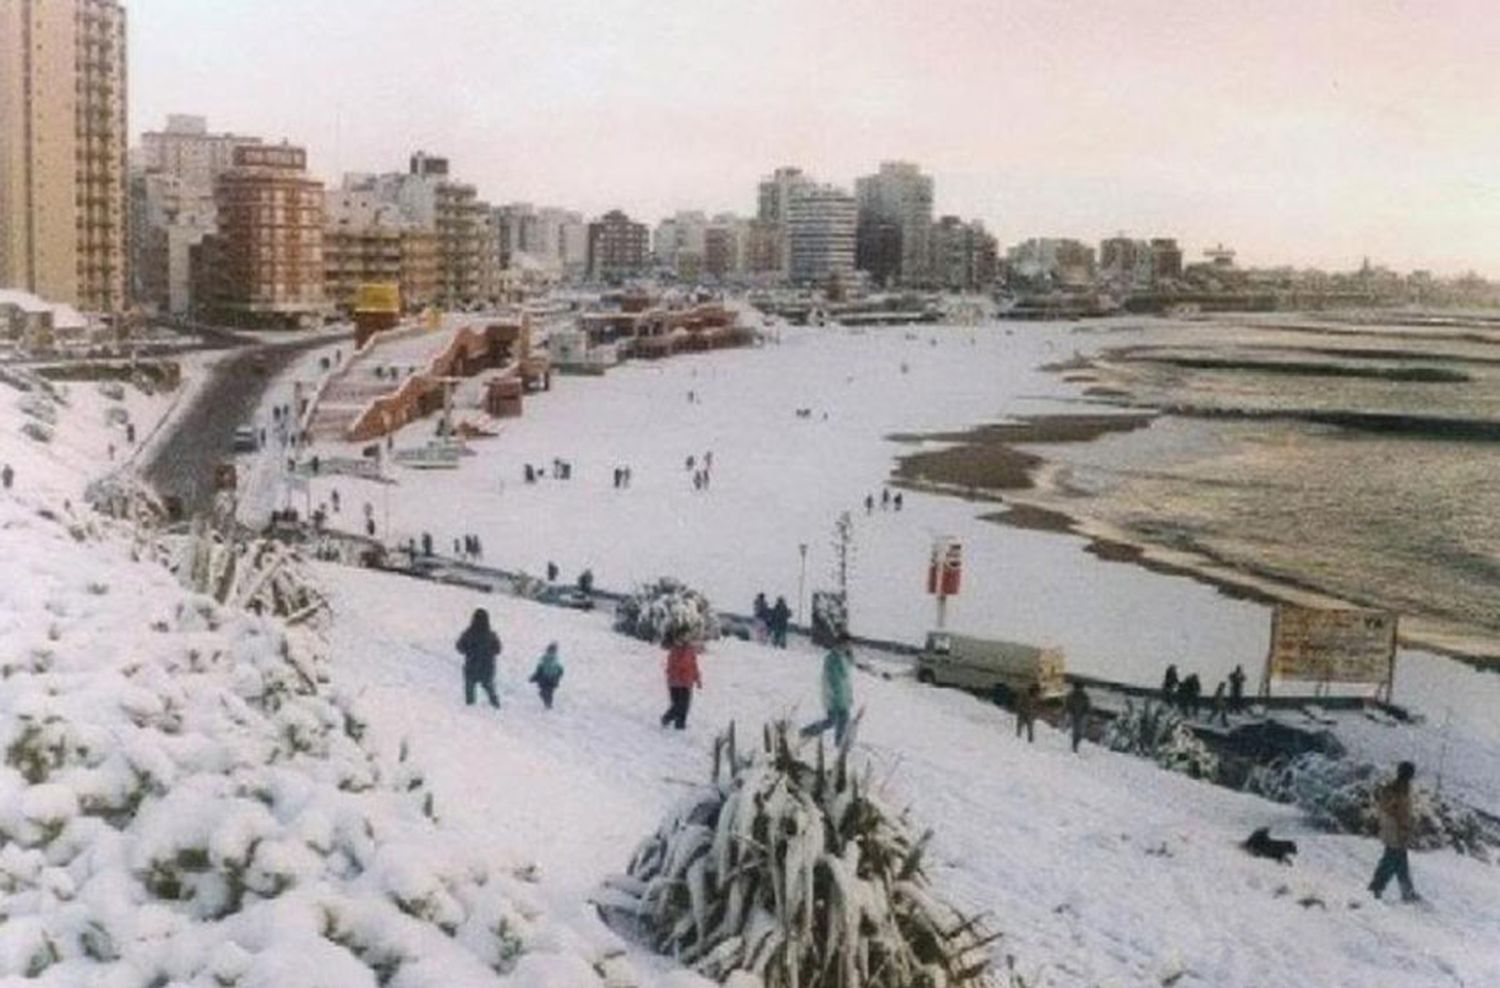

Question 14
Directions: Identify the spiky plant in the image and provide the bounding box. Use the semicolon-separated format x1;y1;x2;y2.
600;720;997;987
1101;700;1219;781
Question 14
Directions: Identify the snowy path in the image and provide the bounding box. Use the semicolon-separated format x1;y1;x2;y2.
326;565;1500;988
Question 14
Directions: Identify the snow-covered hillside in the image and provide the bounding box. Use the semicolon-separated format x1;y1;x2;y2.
0;374;641;986
326;565;1500;988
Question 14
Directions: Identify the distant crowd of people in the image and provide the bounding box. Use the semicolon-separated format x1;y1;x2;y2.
1161;662;1248;725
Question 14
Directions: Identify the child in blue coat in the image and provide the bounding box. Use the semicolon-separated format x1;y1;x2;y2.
529;642;564;709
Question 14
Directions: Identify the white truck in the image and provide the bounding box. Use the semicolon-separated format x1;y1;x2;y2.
915;631;1067;702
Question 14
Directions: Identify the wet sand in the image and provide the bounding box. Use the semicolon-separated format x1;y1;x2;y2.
889;414;1155;491
883;342;1500;670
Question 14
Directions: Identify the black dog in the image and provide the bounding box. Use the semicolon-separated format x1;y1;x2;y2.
1243;827;1298;865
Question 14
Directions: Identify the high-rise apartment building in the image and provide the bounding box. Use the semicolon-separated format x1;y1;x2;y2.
756;166;810;278
140;114;261;191
0;0;128;312
197;144;325;326
587;210;648;281
653;211;708;279
855;161;933;287
786;185;857;286
930;216;998;293
323;180;437;312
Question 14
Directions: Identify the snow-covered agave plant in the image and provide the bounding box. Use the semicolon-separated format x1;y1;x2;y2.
171;519;332;628
599;721;998;987
613;576;721;645
1101;700;1220;781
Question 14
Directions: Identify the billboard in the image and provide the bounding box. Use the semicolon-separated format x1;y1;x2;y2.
1267;604;1396;686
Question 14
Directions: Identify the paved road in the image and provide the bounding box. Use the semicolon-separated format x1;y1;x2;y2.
142;333;350;517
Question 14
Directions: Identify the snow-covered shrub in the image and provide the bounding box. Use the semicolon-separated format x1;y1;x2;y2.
1102;700;1220;781
171;521;331;628
614;576;721;644
600;721;997;987
1245;753;1500;861
0;494;617;986
810;589;848;647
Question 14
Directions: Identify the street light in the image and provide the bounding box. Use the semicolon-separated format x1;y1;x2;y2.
797;542;808;625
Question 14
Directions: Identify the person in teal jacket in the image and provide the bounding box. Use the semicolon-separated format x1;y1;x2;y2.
529;642;564;709
801;634;854;744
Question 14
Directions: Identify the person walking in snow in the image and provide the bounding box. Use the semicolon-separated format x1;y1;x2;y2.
801;634;854;745
769;596;792;648
456;608;502;709
1228;664;1247;713
1064;681;1092;752
752;592;770;643
660;632;702;730
529;642;564;709
881;488;891;509
1180;673;1202;718
421;532;433;557
1209;681;1230;726
2;463;13;490
1014;683;1039;743
546;560;559;583
864;493;874;514
1369;761;1421;902
1161;664;1180;707
893;491;903;511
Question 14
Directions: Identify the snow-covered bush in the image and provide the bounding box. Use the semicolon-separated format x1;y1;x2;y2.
614;576;721;644
810;590;848;647
0;494;615;986
1102;700;1220;781
599;721;997;987
1245;753;1500;861
171;521;331;628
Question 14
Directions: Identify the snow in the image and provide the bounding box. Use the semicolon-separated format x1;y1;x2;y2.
287;319;1500;809
6;317;1500;987
323;563;1500;987
0;370;626;985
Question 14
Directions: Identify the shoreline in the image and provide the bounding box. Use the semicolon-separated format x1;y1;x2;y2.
888;414;1500;673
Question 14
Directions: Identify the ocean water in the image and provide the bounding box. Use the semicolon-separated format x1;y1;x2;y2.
1029;319;1500;656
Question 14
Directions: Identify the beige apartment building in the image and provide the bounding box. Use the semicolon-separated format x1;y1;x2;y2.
197;144;325;327
0;0;128;313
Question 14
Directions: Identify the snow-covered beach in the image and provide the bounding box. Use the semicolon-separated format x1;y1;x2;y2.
6;320;1500;986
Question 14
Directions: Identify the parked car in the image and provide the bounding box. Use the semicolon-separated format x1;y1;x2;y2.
231;426;258;453
915;631;1066;703
542;586;595;611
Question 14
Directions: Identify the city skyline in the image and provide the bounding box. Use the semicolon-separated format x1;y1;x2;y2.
125;0;1500;276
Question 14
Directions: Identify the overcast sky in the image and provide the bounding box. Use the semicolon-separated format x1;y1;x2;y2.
129;0;1500;274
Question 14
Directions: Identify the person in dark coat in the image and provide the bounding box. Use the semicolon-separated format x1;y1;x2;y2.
1162;664;1180;706
578;569;594;596
529;642;564;709
1014;683;1040;743
456;608;501;708
1228;664;1247;713
546;560;559;583
1;463;12;490
769;596;792;648
752;592;771;643
1180;673;1202;718
1064;681;1092;752
660;633;702;730
1369;761;1420;901
893;491;903;511
1209;681;1230;726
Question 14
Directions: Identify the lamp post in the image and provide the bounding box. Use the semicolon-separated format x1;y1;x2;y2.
797;542;808;625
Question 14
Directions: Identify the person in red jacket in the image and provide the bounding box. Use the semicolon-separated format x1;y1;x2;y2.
660;632;703;730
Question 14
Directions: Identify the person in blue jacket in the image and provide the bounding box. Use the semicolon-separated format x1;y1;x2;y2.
800;633;854;744
529;642;564;709
456;608;501;708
